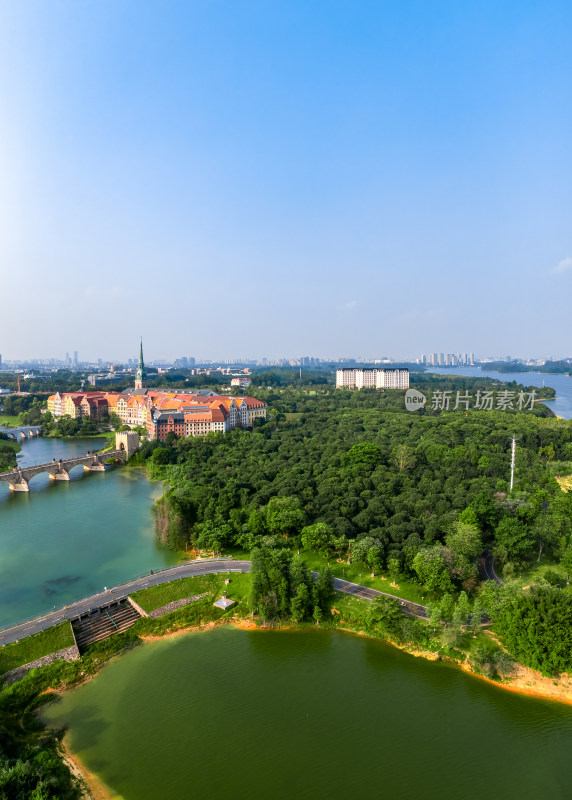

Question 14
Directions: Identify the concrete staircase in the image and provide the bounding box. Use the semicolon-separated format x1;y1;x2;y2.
72;599;141;650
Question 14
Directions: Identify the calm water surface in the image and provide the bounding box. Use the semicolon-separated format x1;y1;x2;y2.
43;626;572;800
428;367;572;419
0;437;177;627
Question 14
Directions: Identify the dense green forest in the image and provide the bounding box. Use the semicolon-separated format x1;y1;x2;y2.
140;383;571;570
135;380;572;673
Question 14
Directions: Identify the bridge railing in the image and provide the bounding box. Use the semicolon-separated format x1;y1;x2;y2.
0;558;237;635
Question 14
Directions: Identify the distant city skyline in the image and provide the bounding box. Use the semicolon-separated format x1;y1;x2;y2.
1;2;571;358
1;349;569;368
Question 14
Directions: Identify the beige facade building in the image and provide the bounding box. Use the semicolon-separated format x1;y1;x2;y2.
336;368;410;390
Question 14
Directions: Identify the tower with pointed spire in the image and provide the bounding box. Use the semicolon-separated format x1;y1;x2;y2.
134;339;146;390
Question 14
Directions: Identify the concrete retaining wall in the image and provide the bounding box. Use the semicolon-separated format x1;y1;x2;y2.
2;644;80;685
148;593;208;619
127;595;149;618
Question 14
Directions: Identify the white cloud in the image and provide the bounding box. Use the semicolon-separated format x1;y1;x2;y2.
553;257;572;274
336;300;357;311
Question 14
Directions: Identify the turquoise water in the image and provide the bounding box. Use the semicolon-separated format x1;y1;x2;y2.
0;437;177;627
428;367;572;419
43;626;572;800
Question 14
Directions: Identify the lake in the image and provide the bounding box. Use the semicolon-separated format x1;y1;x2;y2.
0;436;177;628
427;367;572;419
43;626;572;800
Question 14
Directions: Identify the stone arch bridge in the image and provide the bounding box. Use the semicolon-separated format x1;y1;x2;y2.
0;431;140;492
0;426;42;441
0;449;126;492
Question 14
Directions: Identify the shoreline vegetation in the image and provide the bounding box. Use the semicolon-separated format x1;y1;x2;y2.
41;611;572;800
3;376;572;797
1;568;570;800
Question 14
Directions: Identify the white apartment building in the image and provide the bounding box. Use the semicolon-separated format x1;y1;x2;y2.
336;368;410;390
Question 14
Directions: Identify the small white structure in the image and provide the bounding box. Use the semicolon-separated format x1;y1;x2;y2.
213;592;236;610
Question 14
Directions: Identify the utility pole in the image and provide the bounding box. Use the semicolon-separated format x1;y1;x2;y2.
509;435;518;492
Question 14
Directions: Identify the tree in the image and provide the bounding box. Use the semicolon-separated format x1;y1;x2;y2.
532;511;559;563
494;518;534;563
387;557;401;585
471;597;483;632
366;544;384;577
249;547;293;622
392;444;415;472
266;496;306;537
150;447;172;466
445;521;483;562
194;521;232;555
350;537;374;566
300;523;332;556
452;591;471;628
344;442;382;466
440;593;455;622
492;587;572;674
412;549;454;593
367;596;402;634
247;509;267;536
330;534;348;561
561;546;572;584
429;603;442;627
314;567;334;610
109;412;122;430
313;605;323;626
53;415;80;437
291;583;311;623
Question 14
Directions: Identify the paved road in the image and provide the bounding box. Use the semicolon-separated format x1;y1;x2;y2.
331;577;428;618
0;560;430;647
0;559;251;646
478;551;503;585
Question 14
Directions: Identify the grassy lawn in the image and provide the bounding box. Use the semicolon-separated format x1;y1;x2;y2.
0;622;75;674
300;551;436;605
0;414;20;427
220;547;441;605
0;440;20;454
131;572;250;613
221;546;252;561
505;560;572;594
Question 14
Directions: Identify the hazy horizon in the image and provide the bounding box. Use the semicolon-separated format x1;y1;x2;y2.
1;2;571;361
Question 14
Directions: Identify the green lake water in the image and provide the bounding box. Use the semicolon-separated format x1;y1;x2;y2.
0;437;178;627
43;626;572;800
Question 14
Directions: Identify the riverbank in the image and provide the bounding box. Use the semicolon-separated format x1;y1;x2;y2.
43;611;572;800
60;740;111;800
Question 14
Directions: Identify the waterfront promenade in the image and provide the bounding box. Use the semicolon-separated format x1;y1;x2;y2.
0;559;429;646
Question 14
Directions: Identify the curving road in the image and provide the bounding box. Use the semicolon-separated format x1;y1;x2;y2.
331;577;428;618
478;551;503;585
0;560;429;647
0;559;250;647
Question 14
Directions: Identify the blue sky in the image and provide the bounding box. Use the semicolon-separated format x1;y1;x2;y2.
1;1;571;362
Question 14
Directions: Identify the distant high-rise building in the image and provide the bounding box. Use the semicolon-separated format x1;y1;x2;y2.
336;368;409;390
73;351;78;366
65;352;70;365
470;353;475;364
